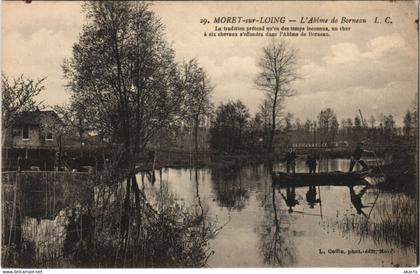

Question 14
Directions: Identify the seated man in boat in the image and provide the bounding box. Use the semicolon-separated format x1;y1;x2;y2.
349;185;371;217
305;154;317;174
280;187;299;213
349;142;373;172
285;147;297;174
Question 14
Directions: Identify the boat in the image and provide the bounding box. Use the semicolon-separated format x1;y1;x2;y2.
272;171;370;187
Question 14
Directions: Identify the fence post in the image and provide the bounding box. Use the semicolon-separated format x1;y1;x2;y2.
6;172;19;262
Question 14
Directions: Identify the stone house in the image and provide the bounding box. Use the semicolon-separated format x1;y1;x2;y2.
8;110;63;148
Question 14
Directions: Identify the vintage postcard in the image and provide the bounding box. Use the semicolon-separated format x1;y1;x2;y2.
1;0;418;269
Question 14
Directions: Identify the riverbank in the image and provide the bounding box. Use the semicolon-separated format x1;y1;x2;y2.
372;151;418;195
2;144;415;173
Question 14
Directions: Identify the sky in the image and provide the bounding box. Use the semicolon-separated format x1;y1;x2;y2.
2;1;418;125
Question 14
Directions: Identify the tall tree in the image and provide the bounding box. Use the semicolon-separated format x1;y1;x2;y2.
210;100;250;153
39;111;69;169
383;114;396;138
1;74;45;146
181;58;214;154
63;1;183;169
250;113;263;132
254;39;299;153
368;115;376;128
284;112;293;131
403;110;412;137
354;116;362;129
317;108;338;144
304;119;312;133
283;112;294;145
330;116;339;143
346;118;353;127
257;99;272;148
53;99;92;154
62;1;185;245
294;118;301;130
340;118;347;140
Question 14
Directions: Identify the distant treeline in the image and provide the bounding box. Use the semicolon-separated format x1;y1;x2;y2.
205;105;417;154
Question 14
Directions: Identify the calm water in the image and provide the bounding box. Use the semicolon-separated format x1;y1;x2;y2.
142;159;417;267
15;158;417;267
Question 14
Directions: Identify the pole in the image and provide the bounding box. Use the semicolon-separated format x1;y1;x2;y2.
292;210;322;217
358;109;366;127
318;185;323;220
317;152;323;219
357;109;383;243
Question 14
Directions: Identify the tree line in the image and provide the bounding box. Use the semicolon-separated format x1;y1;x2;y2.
207;103;417;153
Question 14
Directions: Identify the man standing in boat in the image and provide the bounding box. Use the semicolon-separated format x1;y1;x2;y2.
349;142;373;172
306;154;317;174
285;146;297;174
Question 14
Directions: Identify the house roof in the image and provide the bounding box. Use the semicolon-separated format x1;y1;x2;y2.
14;110;62;126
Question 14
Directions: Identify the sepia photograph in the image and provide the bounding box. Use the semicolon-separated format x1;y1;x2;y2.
1;0;419;269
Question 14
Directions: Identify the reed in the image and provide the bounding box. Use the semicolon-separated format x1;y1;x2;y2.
1;170;218;267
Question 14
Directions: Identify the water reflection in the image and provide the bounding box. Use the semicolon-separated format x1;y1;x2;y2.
156;159;416;267
279;187;299;213
257;184;296;266
305;186;321;209
210;167;250;211
331;191;417;250
348;186;370;217
3;158;417;267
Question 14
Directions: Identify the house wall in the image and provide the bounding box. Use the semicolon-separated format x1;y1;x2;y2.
12;126;57;148
2;129;13;148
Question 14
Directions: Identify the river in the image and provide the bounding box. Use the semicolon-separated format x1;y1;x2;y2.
7;158;417;267
142;158;417;267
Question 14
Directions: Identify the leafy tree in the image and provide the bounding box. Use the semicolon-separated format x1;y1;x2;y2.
304;119;312;133
181;58;214;154
282;112;294;145
384;115;396;137
210;100;250;153
39;111;69;169
53;99;93;153
354;116;362;128
248;113;267;150
368;115;376;128
284;112;293;131
294;118;301;130
403;110;412;137
346;118;353;127
250;113;263;132
256;99;272;148
317;108;338;144
62;1;186;245
330;117;339;143
63;1;183;171
340;118;348;139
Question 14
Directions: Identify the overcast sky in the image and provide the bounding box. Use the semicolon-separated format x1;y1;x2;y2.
2;1;418;125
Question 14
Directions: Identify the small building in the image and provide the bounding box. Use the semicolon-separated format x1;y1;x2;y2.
9;110;63;148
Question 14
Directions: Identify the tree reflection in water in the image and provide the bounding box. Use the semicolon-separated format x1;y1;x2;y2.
210;167;250;211
257;183;296;266
2;169;219;268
